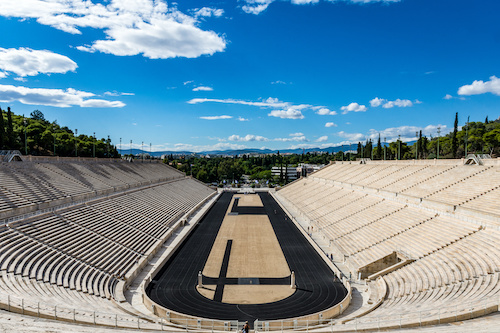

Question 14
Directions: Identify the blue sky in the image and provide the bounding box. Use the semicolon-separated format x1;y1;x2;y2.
0;0;499;152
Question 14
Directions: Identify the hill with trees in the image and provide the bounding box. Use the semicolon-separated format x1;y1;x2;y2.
0;107;118;157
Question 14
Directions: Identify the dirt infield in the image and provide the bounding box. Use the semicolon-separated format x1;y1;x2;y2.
146;192;347;323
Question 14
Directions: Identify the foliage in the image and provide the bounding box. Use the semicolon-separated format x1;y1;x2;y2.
0;107;119;157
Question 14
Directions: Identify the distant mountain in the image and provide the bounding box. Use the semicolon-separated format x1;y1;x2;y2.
118;142;409;157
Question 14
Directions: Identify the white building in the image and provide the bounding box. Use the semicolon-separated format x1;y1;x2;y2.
271;166;299;181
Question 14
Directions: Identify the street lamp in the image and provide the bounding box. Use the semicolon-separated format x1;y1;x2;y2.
93;132;96;158
75;129;78;157
23;115;27;155
130;140;132;157
437;127;441;159
465;116;470;157
415;131;418;160
119;137;122;156
384;137;387;160
53;124;57;156
107;135;110;158
398;135;401;160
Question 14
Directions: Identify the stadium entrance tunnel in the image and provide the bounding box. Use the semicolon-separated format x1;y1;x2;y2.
144;192;349;326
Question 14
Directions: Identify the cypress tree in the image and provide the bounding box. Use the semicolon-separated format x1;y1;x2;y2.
6;107;14;148
0;107;5;149
451;112;459;158
485;116;489;124
376;134;382;160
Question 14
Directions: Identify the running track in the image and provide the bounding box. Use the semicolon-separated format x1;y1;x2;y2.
146;192;347;323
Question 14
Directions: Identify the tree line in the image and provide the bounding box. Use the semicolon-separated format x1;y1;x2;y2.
0;107;119;157
166;114;499;185
353;114;500;160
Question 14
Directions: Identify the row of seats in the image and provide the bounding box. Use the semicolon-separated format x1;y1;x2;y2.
0;166;214;323
0;161;184;214
278;161;500;328
367;229;500;317
309;162;500;216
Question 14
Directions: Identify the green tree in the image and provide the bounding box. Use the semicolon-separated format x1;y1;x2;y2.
375;134;382;160
30;109;45;121
6;107;15;148
196;169;209;183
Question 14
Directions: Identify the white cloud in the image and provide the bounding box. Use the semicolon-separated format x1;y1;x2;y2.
199;115;232;120
192;7;224;18
316;135;328;142
0;0;226;60
183;80;194;85
292;0;319;3
370;97;385;107
193;86;213;91
228;134;269;142
171;142;248;152
187;97;289;108
271;80;287;85
370;97;414;109
242;0;400;14
0;72;7;79
337;131;366;142
338;124;448;144
315;107;337;115
341;102;367;114
275;134;308;142
458;76;500;96
382;99;413;108
268;108;304;119
188;96;334;120
325;122;337;127
241;0;273;14
238;116;249;121
444;94;453;100
0;84;125;108
104;91;134;96
0;47;77;77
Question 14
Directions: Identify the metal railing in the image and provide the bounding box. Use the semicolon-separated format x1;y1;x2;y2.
0;292;245;331
0;290;498;332
254;296;500;331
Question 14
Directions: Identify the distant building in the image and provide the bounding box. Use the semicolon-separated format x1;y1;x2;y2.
271;166;299;181
297;163;325;177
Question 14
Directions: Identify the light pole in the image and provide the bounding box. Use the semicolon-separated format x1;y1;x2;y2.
141;141;144;162
437;127;441;159
384;137;387;160
53;124;56;156
23;116;27;155
75;129;78;157
465;116;470;157
415;131;418;159
398;135;401;160
130;140;132;157
93;132;96;158
119;137;122;156
107;135;110;158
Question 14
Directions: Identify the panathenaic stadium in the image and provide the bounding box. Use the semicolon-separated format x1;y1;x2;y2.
1;155;500;332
